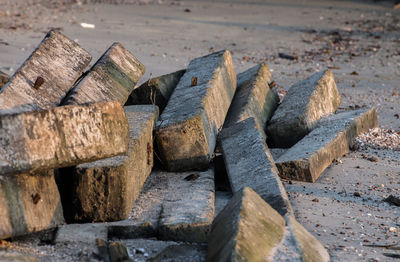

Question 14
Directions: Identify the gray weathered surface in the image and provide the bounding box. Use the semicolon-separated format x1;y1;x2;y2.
108;168;215;243
0;70;9;88
285;216;330;262
0;171;64;240
156;50;236;171
63;42;145;106
0;251;37;262
60;105;158;222
0;101;129;175
55;223;107;246
158;168;215;243
206;187;286;262
276;107;378;182
207;187;330;262
220;117;292;216
0;30;91;113
223;63;279;136
126;69;185;112
267;69;340;148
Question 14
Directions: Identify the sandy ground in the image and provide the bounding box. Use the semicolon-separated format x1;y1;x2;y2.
0;0;399;261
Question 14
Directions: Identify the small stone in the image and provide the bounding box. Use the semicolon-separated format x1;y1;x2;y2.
367;156;379;162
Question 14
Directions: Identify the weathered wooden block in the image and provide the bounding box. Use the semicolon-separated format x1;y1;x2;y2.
107;168;215;243
59;105;158;222
267;69;341;148
126;69;185;112
0;101;129;175
220;117;292;216
0;30;91;113
156;50;236;171
0;171;64;240
158;168;215;243
63;42;145;106
206;187;330;262
223;63;279;136
206;187;286;262
276;107;378;182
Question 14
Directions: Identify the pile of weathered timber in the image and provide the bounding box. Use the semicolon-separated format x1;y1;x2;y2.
0;30;377;261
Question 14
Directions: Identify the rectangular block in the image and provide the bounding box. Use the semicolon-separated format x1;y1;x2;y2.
207;187;330;262
220;117;292;216
59;105;158;222
158;168;215;243
276;108;378;182
0;101;129;175
63;42;145;106
267;69;341;148
223;63;279;137
108;168;215;243
156;50;236;171
206;187;286;262
0;30;91;113
126;69;185;112
0;171;64;240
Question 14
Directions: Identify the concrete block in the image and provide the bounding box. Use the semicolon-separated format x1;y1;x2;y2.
108;168;215;243
0;171;64;240
59;105;158;222
276;107;378;182
223;63;279;136
220;117;292;216
126;69;185;112
156;50;236;171
158;168;215;243
207;187;330;262
267;69;341;148
0;70;9;88
0;30;91;114
0;101;129;175
206;187;286;262
63;42;145;106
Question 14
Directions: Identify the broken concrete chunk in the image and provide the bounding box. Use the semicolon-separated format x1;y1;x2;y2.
0;70;10;88
59;105;158;222
158;168;215;243
63;42;145;106
156;50;236;171
126;69;185;112
0;30;91;113
267;69;340;148
276;107;378;182
223;63;279;136
220;117;292;216
206;187;286;262
0;101;129;175
207;187;330;262
0;171;64;240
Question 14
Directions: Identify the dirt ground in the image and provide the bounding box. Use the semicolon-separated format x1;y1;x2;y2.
0;0;399;261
